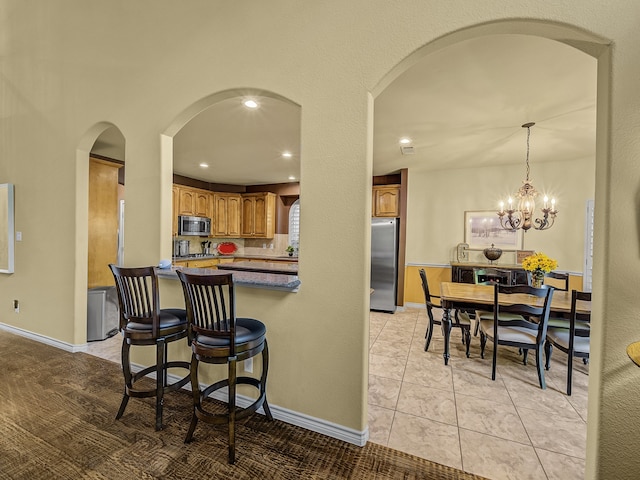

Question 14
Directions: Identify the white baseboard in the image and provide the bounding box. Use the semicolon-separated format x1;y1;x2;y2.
0;322;88;353
0;323;368;447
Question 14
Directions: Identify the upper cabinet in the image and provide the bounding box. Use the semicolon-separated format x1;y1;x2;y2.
213;193;242;237
177;185;211;218
241;192;276;238
372;185;400;217
172;185;180;236
173;185;277;238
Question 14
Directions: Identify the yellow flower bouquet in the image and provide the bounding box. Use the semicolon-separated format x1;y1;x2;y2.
521;252;558;287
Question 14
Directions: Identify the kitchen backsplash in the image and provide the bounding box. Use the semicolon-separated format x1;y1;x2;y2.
174;234;291;257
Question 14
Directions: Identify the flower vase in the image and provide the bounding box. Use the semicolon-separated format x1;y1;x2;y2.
532;272;545;288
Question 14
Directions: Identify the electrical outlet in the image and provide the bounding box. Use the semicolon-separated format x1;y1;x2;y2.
244;358;253;373
13;300;19;313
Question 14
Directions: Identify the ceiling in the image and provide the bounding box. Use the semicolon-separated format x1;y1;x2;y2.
92;34;597;185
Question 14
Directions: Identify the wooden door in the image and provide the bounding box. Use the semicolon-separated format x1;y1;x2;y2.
194;190;211;218
227;195;241;237
213;194;229;236
373;185;400;217
178;188;195;216
241;196;256;236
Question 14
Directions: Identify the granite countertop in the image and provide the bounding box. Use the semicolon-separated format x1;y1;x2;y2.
217;260;298;275
173;254;298;262
157;266;301;292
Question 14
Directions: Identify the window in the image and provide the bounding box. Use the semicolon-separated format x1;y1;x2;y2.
288;199;300;250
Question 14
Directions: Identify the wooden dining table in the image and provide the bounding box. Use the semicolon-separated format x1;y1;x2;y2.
438;282;592;365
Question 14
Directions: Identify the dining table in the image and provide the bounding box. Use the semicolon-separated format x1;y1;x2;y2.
438;282;592;365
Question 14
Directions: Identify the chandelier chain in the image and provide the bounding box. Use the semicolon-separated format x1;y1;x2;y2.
525;125;531;182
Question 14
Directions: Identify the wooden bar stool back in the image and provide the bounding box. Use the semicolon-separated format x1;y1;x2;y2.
109;264;191;430
177;270;273;464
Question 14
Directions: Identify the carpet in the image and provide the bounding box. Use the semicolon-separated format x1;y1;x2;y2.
0;331;486;479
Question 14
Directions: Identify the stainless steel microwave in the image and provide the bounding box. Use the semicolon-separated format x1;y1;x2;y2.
178;215;211;236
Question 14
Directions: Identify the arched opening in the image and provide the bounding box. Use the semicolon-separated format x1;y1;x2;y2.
161;88;301;264
367;23;607;477
73;122;125;346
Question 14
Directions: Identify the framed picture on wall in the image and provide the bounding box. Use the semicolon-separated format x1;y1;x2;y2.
464;210;523;250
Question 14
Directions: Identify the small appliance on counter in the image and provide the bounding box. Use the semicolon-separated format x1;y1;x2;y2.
173;239;190;257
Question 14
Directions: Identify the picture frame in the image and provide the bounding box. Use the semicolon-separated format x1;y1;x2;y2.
464;210;523;250
516;250;535;264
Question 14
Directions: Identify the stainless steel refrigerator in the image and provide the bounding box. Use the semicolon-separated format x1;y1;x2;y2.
370;218;399;313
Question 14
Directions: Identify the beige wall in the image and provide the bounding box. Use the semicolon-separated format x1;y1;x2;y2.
407;157;595;272
1;2;640;478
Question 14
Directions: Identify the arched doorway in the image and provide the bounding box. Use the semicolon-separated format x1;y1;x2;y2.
73;122;125;345
367;22;607;478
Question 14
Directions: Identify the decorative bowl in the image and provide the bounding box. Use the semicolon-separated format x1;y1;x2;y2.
483;244;503;263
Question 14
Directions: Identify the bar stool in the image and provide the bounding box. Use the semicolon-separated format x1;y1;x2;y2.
109;264;191;430
177;270;273;464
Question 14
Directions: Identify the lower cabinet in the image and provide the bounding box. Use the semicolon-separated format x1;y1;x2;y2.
187;259;219;269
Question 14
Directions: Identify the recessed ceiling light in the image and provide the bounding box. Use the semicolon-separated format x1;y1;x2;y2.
282;152;292;158
400;137;412;144
243;99;259;109
288;175;296;181
199;163;209;168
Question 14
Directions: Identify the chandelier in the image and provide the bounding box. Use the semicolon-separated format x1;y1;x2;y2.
497;122;558;231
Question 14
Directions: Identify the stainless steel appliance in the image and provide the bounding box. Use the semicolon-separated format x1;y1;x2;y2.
370;218;399;313
87;286;119;341
178;215;211;236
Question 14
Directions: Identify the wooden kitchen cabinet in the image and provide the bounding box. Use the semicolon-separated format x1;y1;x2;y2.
241;192;276;238
372;185;400;217
177;186;212;218
213;193;242;237
172;185;179;236
187;258;219;268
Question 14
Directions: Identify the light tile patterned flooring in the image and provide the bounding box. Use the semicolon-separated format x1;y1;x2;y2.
86;308;589;480
368;308;588;480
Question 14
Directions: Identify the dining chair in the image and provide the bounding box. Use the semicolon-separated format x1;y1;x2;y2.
478;284;554;389
108;264;191;430
543;272;589;332
177;270;273;464
419;269;471;356
544;290;591;395
472;268;522;336
544;271;569;291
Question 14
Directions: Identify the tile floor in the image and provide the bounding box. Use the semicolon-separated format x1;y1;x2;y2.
86;307;589;480
368;308;588;480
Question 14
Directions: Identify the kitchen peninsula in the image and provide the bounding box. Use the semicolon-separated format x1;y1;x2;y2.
218;260;298;275
158;265;300;292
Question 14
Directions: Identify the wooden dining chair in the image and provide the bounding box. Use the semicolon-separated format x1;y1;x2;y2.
478;284;554;389
472;268;522;336
544;271;569;291
108;264;191;431
544;290;591;395
177;270;273;464
419;269;471;357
